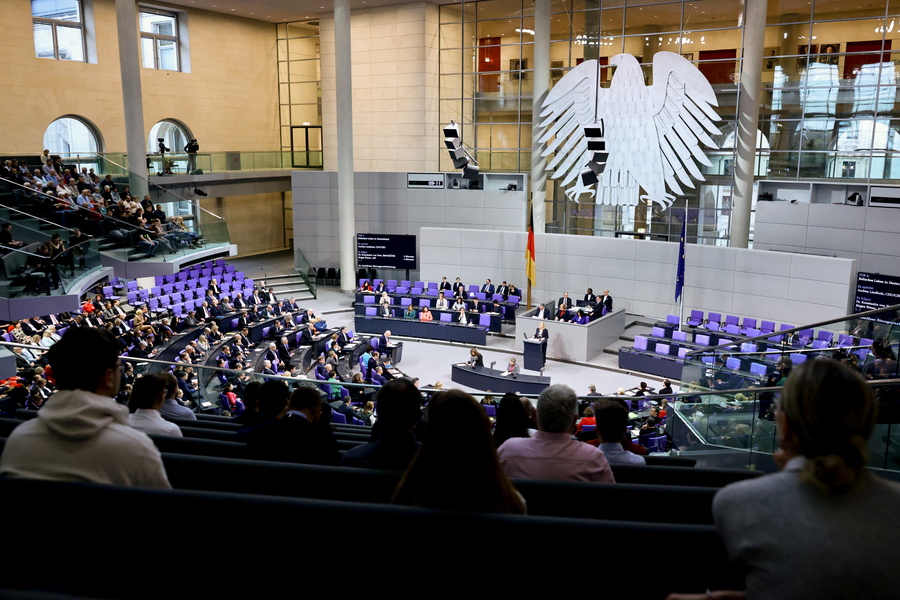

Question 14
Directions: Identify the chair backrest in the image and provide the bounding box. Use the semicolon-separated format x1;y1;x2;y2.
419;298;430;307
666;315;679;326
811;340;828;349
724;324;740;335
492;294;503;302
706;321;720;332
747;328;761;337
677;347;688;360
426;281;437;289
127;281;139;291
790;353;807;364
651;326;665;338
761;320;775;333
365;307;376;316
400;297;412;306
696;334;710;346
440;313;452;322
508;295;520;304
483;405;496;417
633;336;648;351
262;327;270;339
331;411;347;424
400;280;411;287
707;312;721;324
689;309;703;322
725;357;740;369
475;292;486;300
740;342;757;353
468;285;479;294
411;287;423;295
479;313;491;326
750;362;767;376
725;315;739;326
655;343;670;356
648;436;667;453
363;295;375;304
742;317;757;330
817;330;833;343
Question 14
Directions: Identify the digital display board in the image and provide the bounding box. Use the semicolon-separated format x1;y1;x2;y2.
357;234;417;270
854;271;900;323
407;173;445;189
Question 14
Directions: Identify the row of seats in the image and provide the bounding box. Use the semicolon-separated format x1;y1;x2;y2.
361;278;521;305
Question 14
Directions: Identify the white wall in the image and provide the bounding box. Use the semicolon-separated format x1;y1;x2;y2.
420;228;858;325
755;202;900;278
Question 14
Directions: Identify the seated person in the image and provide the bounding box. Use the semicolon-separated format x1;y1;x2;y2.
419;306;433;321
404;305;417;319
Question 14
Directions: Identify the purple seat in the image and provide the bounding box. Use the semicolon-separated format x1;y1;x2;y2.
373;279;383;287
666;315;679;326
508;295;520;305
426;288;439;296
475;293;486;301
760;320;775;334
331;412;347;424
747;328;761;337
740;342;757;353
705;321;721;332
790;353;807;364
724;324;740;335
707;312;722;326
154;275;165;286
655;343;670;356
387;279;398;291
231;318;239;329
365;307;376;316
648;436;667;452
127;281;139;292
838;334;853;347
695;334;710;346
779;323;794;331
419;298;430;307
687;310;703;327
633;336;648;351
478;313;491;327
484;405;496;417
395;287;409;294
725;357;741;369
492;294;503;302
400;280;411;288
740;317;757;333
363;295;375;304
400;297;412;307
162;284;174;294
750;362;767;376
427;281;438;289
411;287;423;295
651;326;665;338
673;330;687;342
581;424;596;432
811;340;829;350
677;347;688;360
724;315;739;328
440;313;452;323
262;327;270;339
817;330;834;343
468;285;479;295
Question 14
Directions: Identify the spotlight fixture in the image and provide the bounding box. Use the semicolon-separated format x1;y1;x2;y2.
580;121;608;186
443;120;479;179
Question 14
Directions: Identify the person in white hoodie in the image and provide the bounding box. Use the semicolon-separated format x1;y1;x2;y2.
0;327;170;488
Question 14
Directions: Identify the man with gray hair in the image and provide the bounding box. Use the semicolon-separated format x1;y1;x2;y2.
497;384;614;482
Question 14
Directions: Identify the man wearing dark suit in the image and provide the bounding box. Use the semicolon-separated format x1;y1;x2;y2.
453;277;467;299
209;300;225;318
439;277;452;292
285;298;300;312
236;327;252;348
371;366;387;386
496;281;509;298
248;290;262;305
237;311;250;329
265;342;279;366
373;281;386;295
583;288;596;304
196;302;212;321
337;326;352;347
233;294;247;309
243;385;339;466
597;290;613;313
558;292;574;310
534;304;549;320
277;337;292;365
480;279;495;295
366;351;381;381
379;302;391;317
299;323;317;345
378;331;393;357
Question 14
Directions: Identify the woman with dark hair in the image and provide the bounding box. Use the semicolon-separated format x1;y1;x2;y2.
493;392;532;448
467;347;483;367
393;390;525;514
686;359;900;600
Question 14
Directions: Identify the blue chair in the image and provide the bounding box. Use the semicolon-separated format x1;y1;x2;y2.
695;334;710;346
400;297;412;307
651;326;665;338
479;313;491;327
363;295;375;304
365;307;376;316
484;405;496;417
687;310;704;327
419;298;430;307
760;320;776;334
725;357;741;369
440;313;452;323
633;336;648;351
411;287;423;295
655;343;670;356
666;314;679;327
648;436;667;453
750;362;767;376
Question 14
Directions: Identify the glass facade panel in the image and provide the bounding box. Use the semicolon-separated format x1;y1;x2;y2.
32;0;84;61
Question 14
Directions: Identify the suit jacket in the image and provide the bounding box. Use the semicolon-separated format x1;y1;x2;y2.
534;327;549;341
234;297;247;308
583;293;596;303
379;304;391;317
374;284;386;294
453;283;467;298
535;308;548;319
248;294;261;305
277;343;292;364
208;284;221;296
481;283;495;295
598;294;613;312
439;282;452;291
237;315;250;329
338;332;352;346
497;285;509;298
299;328;316;345
558;296;574;309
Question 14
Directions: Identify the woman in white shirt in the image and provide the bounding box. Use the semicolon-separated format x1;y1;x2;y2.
127;374;183;437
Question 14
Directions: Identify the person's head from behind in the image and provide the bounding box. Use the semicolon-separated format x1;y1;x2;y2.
536;384;577;434
593;399;628;444
258;380;290;419
127;374;167;413
394;390;524;513
779;358;876;494
289;386;323;422
242;381;263;412
47;328;120;396
375;379;421;432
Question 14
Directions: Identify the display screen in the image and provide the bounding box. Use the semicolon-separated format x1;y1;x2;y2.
357;234;417;270
854;271;900;323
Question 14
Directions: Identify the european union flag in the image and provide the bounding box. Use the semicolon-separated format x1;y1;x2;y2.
675;216;686;302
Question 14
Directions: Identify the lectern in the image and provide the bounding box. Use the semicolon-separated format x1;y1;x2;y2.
523;338;546;371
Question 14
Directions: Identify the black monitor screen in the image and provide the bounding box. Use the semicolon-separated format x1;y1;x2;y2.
357;234;417;270
854;271;900;323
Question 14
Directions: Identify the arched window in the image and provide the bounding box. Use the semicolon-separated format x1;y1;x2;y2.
148;119;190;154
43;115;102;156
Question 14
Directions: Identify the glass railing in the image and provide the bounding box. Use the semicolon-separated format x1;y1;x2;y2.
69;151;323;176
681;304;900;392
293;247;317;299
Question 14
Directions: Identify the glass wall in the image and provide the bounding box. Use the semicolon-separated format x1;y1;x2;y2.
276;20;324;169
439;0;900;244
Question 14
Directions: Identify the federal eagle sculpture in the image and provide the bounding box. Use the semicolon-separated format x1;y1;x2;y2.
538;52;721;208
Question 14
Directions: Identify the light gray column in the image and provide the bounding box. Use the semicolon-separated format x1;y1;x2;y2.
115;0;148;197
334;0;357;292
530;0;550;233
730;0;767;248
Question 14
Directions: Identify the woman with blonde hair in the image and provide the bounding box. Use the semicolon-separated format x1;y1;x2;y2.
699;359;900;600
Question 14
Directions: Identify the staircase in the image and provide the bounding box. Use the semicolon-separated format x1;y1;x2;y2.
264;272;315;303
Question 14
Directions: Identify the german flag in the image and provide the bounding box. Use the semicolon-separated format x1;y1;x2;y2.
526;211;536;286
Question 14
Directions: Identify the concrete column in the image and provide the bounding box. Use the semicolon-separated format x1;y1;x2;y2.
115;0;148;197
530;0;550;233
730;0;767;248
334;0;357;292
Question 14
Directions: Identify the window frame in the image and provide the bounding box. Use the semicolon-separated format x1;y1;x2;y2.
32;0;87;62
139;8;181;72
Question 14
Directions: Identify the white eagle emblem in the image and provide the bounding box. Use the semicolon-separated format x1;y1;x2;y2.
539;52;721;208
